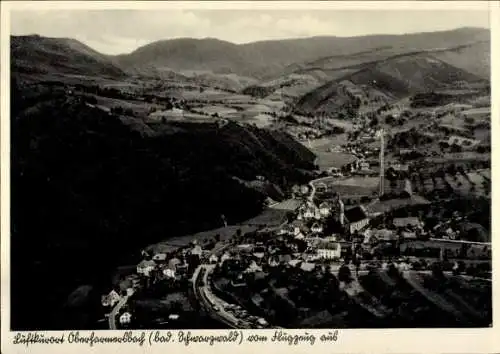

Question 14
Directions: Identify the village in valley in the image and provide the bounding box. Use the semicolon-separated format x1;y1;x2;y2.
9;9;492;332
100;102;492;329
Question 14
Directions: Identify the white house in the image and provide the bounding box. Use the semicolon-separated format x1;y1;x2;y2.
162;268;176;279
397;262;411;271
119;312;132;325
268;256;280;267
359;160;370;171
253;252;265;259
294;232;305;240
298;201;320;220
191;245;203;257
148;108;185;121
220;252;232;264
316;242;341;260
311;222;324;234
390;162;409;172
323;235;338;242
101;290;121;307
209;254;219;264
401;230;417;239
137;260;156;277
168;258;181;271
281;224;300;237
303;208;315;219
300;262;316;272
319;202;331;218
245;260;263;273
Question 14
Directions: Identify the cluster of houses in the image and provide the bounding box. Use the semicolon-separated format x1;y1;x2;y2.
213;202;427;284
100;289;134;326
100;241;209;327
268;179;440;265
135;244;205;281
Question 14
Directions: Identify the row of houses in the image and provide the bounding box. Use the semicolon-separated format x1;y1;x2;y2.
293;196;373;236
136;243;205;279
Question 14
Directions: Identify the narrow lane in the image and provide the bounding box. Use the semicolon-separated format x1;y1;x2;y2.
108;292;133;330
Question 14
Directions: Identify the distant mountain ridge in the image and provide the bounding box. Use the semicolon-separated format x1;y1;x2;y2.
112;27;490;78
294;51;488;116
11;27;489;81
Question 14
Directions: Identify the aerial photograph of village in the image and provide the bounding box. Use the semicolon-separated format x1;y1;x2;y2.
9;7;492;331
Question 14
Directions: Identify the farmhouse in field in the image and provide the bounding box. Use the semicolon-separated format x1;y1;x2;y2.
148;108;185;121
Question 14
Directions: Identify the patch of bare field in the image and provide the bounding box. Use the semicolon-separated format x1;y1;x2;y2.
95;96;163;115
314;151;357;170
308;135;349;151
147;207;288;254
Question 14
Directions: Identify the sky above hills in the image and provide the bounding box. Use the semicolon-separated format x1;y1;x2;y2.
10;7;490;55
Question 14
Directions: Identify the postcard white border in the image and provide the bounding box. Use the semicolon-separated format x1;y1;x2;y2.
1;1;499;354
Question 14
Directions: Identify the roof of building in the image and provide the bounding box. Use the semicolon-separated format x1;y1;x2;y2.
311;222;323;229
278;254;292;263
191;245;203;255
153;253;167;261
300;262;316;272
319;201;331;209
344;206;368;223
393;217;420;227
138;260;156;268
168;258;181;266
317;242;340;250
370;229;396;241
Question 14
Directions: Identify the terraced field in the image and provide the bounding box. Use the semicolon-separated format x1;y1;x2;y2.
358;270;491;327
410;169;490;198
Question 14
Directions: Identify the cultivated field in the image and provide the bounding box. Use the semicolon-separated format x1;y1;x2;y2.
94;96;164;115
314;151;357;170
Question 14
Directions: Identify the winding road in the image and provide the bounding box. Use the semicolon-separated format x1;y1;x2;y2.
108;291;134;330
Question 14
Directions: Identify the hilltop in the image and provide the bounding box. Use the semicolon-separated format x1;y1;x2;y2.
11;35;125;78
11;27;489;94
10;83;315;330
293;52;488;117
